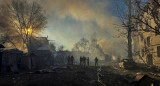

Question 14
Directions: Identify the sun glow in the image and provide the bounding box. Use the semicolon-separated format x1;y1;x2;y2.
25;26;32;34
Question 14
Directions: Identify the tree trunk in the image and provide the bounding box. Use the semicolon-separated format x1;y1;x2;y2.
128;0;133;61
128;29;133;60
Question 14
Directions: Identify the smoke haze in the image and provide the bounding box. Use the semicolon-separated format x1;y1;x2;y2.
36;0;127;58
0;0;127;58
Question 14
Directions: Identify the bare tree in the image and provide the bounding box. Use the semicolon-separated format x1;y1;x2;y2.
49;43;56;51
72;43;80;51
72;37;105;59
132;0;160;35
72;38;89;52
58;45;64;51
0;2;19;48
114;0;151;61
114;0;136;61
0;0;47;52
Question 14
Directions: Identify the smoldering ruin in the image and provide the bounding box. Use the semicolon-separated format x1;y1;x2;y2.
0;0;160;86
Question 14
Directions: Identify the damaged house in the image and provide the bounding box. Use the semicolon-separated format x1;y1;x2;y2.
134;30;160;66
133;0;160;66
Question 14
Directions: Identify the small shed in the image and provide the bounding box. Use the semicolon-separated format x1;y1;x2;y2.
0;49;23;74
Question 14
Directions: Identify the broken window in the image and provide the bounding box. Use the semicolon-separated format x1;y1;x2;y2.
144;39;146;46
140;34;143;41
146;54;153;65
147;37;150;46
157;46;160;57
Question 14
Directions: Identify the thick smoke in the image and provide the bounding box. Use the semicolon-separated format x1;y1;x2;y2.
36;0;127;59
1;0;128;59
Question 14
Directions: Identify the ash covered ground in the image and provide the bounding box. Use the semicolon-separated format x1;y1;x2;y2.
0;64;160;86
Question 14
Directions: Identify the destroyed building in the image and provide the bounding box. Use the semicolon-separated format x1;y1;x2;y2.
0;36;55;72
27;37;54;69
28;37;50;52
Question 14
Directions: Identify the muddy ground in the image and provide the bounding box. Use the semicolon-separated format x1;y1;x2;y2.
0;65;160;86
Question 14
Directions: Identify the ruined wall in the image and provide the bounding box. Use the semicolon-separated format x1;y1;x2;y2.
134;21;160;66
151;35;160;66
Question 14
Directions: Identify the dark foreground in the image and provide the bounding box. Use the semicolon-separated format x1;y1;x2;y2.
0;65;160;86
